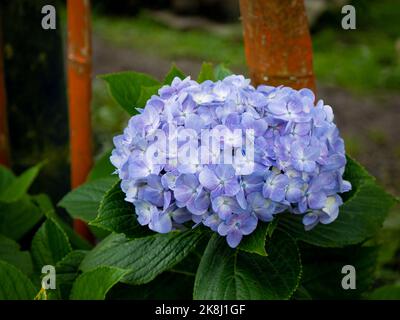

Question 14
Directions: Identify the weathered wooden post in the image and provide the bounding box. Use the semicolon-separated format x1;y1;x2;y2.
239;0;316;92
67;0;94;242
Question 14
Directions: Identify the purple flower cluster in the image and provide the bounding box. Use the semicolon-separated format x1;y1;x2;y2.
111;75;351;248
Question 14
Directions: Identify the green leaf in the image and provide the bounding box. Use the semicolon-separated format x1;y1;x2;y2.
300;244;378;299
0;260;36;300
36;250;87;300
0;165;15;194
292;286;313;300
107;272;194;300
80;230;204;285
197;62;215;83
31;219;72;271
238;219;279;256
214;64;233;80
0;197;43;241
136;85;161;108
0;234;33;275
33;194;92;251
0;163;42;202
164;64;186;84
279;156;396;247
90;181;151;237
70;266;128;300
59;177;117;223
57;250;87;278
193;230;301;300
32;193;54;214
87;150;116;181
100;71;160;115
369;284;400;300
238;223;268;256
266;218;279;237
55;250;87;300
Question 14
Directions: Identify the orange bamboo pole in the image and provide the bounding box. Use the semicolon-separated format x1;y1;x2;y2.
0;12;10;167
67;0;94;242
239;0;316;93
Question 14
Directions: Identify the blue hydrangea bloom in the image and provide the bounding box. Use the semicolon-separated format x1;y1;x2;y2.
111;75;351;248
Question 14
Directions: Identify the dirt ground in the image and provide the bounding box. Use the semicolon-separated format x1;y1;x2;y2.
92;34;400;196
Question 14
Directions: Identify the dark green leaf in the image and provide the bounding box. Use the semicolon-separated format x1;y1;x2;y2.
57;250;87;275
0;197;43;241
266;218;279;237
31;219;72;271
0;234;33;275
70;266;128;300
292;286;313;300
0;163;42;202
100;71;160;115
59;177;117;223
238;223;268;256
33;194;92;251
193;230;301;300
32;193;54;214
300;244;377;299
107;272;194;300
90;181;151;237
80;230;204;285
0;165;15;194
164;64;186;84
54;250;88;300
197;62;215;83
238;219;279;256
0;260;36;300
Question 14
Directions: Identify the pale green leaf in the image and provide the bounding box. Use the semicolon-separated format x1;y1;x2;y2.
100;71;160;115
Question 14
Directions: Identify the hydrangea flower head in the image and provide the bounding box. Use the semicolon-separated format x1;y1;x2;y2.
111;75;351;248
